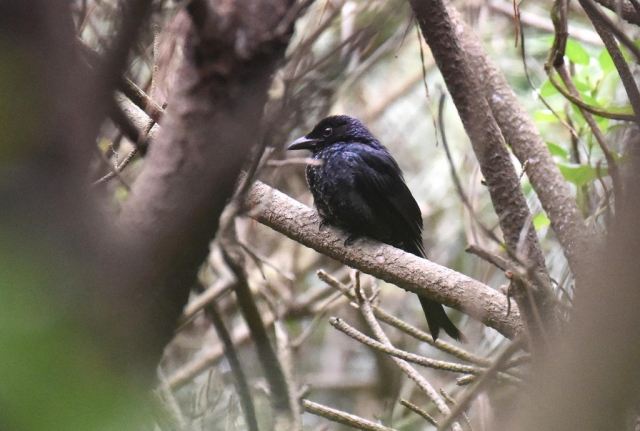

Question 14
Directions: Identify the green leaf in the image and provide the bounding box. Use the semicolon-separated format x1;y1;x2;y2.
558;162;607;185
535;110;565;123
581;93;601;107
547;141;568;159
539;79;559;97
566;39;590;65
598;49;615;73
573;78;591;93
533;213;551;230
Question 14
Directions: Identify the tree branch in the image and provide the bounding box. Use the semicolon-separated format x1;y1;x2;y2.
594;0;640;24
111;0;298;379
409;0;555;349
247;181;523;339
446;2;594;284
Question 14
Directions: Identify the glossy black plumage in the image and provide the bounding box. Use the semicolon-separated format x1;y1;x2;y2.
288;115;464;341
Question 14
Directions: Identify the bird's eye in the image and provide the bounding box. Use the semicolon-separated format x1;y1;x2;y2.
323;127;333;137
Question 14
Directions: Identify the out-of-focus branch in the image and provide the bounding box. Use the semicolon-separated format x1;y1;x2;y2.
247;181;523;339
594;0;640;24
503;154;640;431
302;399;396;431
111;0;298;380
408;0;555;349
445;3;595;285
202;295;259;431
221;222;295;426
438;338;524;431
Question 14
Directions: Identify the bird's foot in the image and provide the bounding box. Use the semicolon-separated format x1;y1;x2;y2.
343;233;359;247
319;219;331;232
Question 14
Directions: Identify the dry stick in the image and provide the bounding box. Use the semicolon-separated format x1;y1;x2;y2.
329;317;521;385
317;270;490;367
580;0;640;125
465;244;511;273
78;38;167;123
88;0;152;125
202;296;259;431
556;64;623;216
302;399;396;431
352;283;464;431
437;338;524;431
400;399;438;427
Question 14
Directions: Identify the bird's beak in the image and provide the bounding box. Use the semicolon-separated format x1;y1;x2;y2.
287;136;318;151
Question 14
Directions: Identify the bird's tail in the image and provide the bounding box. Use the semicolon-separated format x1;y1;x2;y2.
419;296;467;343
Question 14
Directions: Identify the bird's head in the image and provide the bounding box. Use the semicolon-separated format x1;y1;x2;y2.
287;115;377;153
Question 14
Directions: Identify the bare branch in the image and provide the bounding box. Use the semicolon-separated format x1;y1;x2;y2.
302;399;396;431
247;181;523;339
409;0;555;349
446;3;595;284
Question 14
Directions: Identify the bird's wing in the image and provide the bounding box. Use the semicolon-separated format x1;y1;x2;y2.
344;146;425;257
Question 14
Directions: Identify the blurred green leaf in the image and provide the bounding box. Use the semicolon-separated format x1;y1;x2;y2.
565;40;590;66
547;141;568;159
534;213;551;230
572;78;591;93
540;79;559;97
558;162;607;185
535;110;565;123
598;49;615;73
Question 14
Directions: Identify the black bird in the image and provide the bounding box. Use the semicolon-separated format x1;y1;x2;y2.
288;115;465;342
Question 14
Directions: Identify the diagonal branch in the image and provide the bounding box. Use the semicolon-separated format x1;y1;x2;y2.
408;0;556;349
247;181;523;339
112;0;298;380
445;3;594;285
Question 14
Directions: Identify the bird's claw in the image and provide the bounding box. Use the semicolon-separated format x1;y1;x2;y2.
319;219;331;232
343;234;359;247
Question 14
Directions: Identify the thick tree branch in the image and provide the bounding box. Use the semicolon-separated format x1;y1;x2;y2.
446;3;594;285
111;0;297;379
247;181;523;339
409;0;555;348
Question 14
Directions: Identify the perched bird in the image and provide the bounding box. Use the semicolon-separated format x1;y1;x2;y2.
288;115;465;342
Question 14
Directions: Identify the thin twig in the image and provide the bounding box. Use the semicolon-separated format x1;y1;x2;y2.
437;338;524;431
400;399;438;427
465;245;511;272
317;270;490;367
302;399;396;431
352;280;463;431
329;317;521;385
202;296;259;431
